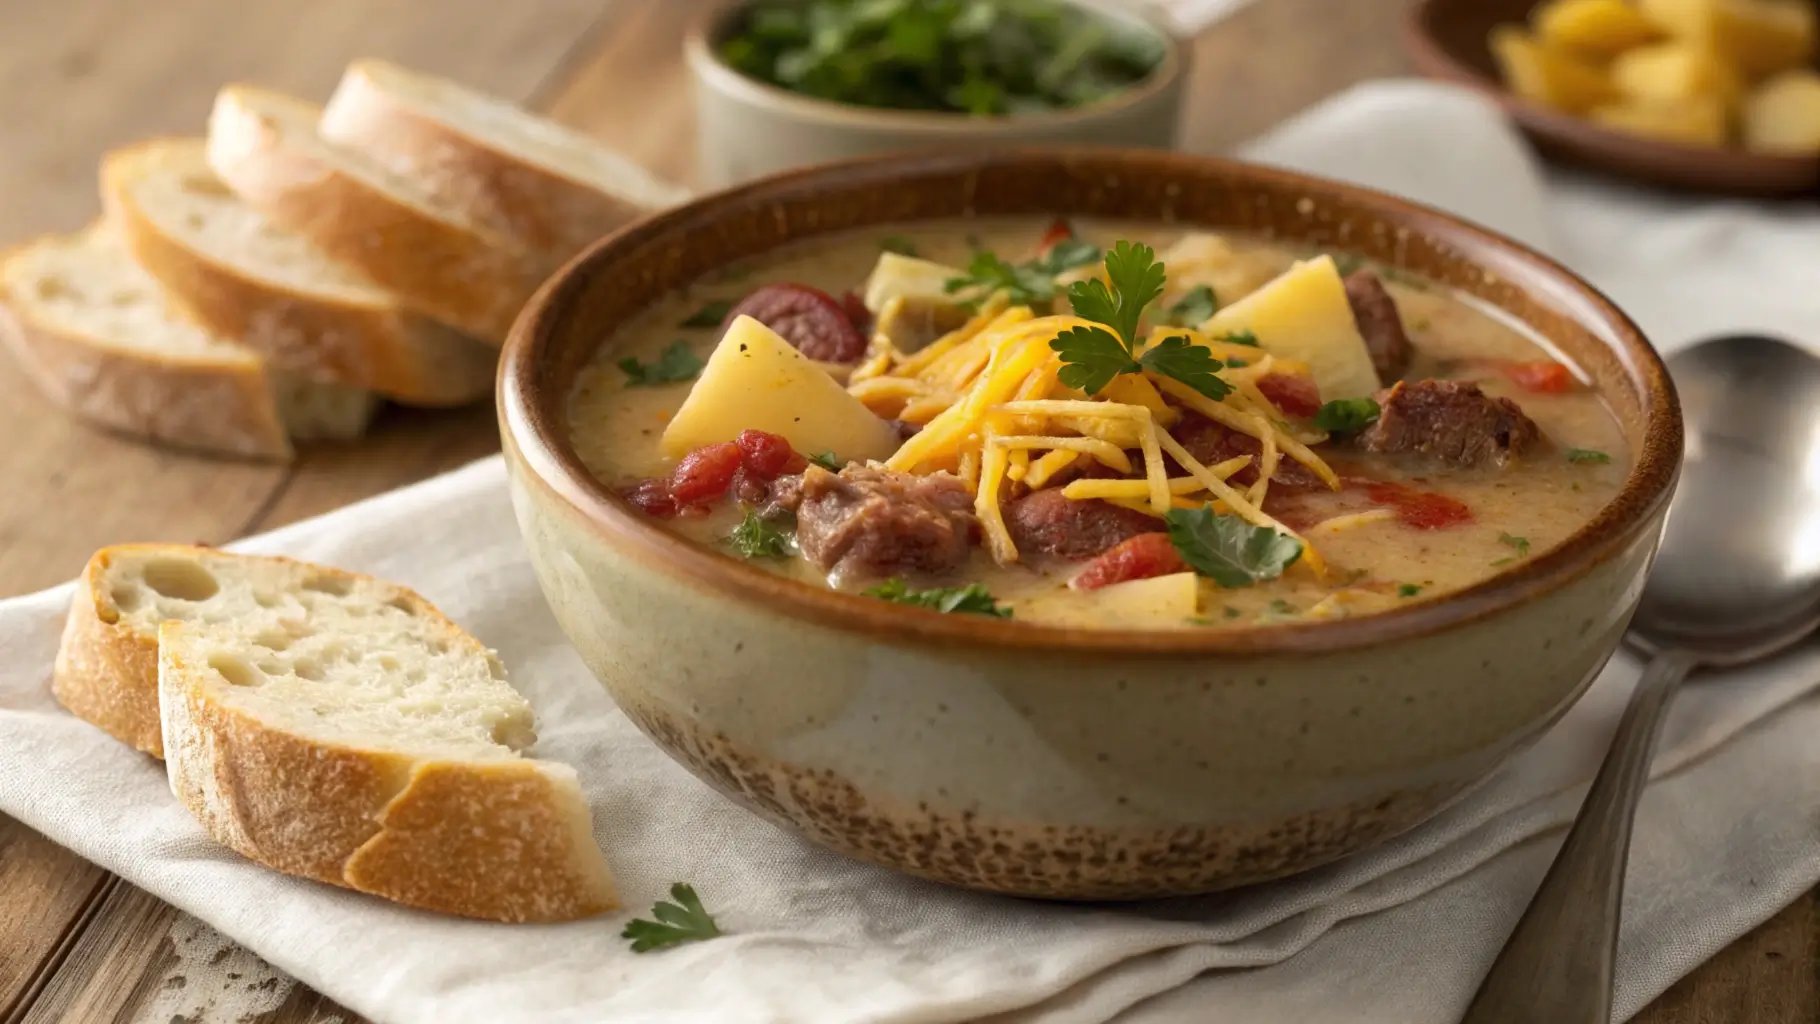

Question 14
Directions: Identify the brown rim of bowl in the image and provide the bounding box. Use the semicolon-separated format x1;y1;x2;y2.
499;146;1683;660
1399;0;1819;180
683;0;1189;134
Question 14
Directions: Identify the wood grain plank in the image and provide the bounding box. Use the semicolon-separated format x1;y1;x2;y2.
0;830;113;1023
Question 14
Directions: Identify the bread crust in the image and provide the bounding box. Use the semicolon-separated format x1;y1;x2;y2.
102;139;497;407
320;60;685;260
0;243;294;460
150;558;617;924
52;547;168;756
206;86;546;345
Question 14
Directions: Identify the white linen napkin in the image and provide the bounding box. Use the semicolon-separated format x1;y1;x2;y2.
3;80;1819;1024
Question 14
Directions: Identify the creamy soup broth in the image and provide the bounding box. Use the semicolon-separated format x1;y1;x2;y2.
568;219;1629;629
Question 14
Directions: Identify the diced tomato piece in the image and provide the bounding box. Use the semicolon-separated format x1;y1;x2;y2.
781;452;809;475
735;429;795;479
1256;372;1322;419
1361;480;1474;530
669;441;744;505
1036;217;1075;255
1498;360;1576;394
622;478;679;519
1070;533;1187;591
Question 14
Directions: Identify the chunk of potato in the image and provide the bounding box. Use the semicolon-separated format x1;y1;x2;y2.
1087;572;1200;625
661;315;902;461
1156;234;1298;310
1744;69;1820;153
1199;255;1383;402
1491;26;1622;114
1638;0;1815;77
861;252;967;315
1611;40;1745;104
1534;0;1665;58
1590;95;1731;145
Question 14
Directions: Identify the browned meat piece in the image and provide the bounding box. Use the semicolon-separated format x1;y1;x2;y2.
791;465;979;578
1344;270;1413;382
1171;413;1326;493
1004;489;1159;560
1355;379;1541;468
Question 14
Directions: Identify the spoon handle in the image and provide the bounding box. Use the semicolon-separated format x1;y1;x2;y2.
1459;648;1697;1024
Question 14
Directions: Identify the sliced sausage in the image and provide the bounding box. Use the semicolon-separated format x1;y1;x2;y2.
1344;270;1413;383
723;283;869;363
1354;379;1540;468
1004;489;1159;560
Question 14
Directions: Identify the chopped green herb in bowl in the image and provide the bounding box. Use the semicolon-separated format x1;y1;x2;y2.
716;0;1167;117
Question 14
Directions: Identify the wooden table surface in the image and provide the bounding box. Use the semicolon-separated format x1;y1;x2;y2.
0;1;1812;1020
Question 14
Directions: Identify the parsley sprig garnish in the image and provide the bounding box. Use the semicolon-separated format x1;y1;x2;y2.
808;451;843;471
619;341;704;387
622;884;723;953
1164;507;1303;588
863;579;1012;617
943;239;1103;308
1050;242;1231;401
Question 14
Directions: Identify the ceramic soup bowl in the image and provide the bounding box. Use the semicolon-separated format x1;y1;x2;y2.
498;148;1681;900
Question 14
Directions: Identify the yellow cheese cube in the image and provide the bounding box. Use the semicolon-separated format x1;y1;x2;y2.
660;315;902;462
1639;0;1815;77
1744;69;1820;153
1535;0;1666;58
1611;41;1745;104
1590;95;1732;144
1491;26;1623;114
1198;255;1383;403
1088;572;1200;625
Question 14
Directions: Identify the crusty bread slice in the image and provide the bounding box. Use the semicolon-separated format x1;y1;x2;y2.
320;59;691;260
102;138;497;407
0;226;375;460
207;85;547;345
53;543;618;922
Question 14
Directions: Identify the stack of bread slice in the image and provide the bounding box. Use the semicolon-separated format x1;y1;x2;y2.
56;543;619;923
1;60;690;460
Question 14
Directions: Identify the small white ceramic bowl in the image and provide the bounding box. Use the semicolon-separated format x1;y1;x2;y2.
685;0;1191;187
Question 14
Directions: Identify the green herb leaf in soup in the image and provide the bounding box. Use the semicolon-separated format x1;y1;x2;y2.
622;883;723;953
1051;325;1139;395
1161;284;1218;327
879;235;919;257
1137;335;1232;401
808;451;844;471
679;299;735;328
717;0;1165;117
1312;397;1381;433
727;509;793;559
619;341;704;387
1567;448;1612;464
863;579;1013;617
1217;329;1259;348
1164;507;1304;588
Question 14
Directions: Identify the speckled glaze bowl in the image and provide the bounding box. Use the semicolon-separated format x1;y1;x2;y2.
685;0;1189;188
498;149;1682;900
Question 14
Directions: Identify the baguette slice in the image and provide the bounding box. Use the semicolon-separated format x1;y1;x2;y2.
207;85;547;344
320;59;691;260
54;543;617;922
103;138;497;406
0;226;375;460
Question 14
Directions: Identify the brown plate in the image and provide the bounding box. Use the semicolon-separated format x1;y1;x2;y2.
1404;0;1820;197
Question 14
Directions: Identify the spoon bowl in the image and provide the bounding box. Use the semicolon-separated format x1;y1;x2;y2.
1465;333;1820;1023
1633;336;1820;664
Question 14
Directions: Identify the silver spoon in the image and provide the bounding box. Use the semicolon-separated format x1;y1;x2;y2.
1461;334;1820;1024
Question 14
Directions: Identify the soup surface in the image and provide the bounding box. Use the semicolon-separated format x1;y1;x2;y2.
568;219;1629;629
